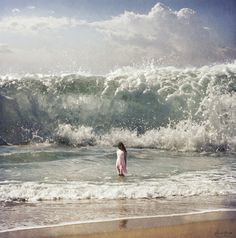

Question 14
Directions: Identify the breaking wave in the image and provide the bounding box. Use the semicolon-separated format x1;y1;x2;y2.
1;167;235;202
0;62;236;152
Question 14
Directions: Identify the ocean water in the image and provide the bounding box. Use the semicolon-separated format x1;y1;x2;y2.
0;62;236;230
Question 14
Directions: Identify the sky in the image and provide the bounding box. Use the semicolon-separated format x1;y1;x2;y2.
0;0;235;74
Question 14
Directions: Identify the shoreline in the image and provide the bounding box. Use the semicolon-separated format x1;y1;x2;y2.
1;210;236;238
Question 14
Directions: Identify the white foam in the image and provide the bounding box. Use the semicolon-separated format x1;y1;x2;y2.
1;169;235;202
1;62;236;151
55;121;236;152
55;62;236;152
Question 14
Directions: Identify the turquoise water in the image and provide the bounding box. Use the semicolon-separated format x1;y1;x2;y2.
0;144;236;230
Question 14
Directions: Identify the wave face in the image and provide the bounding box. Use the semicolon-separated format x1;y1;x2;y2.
0;62;236;151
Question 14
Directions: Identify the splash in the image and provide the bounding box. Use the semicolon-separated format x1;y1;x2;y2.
0;62;235;151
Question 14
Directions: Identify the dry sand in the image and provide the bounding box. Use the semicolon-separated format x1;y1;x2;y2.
0;210;236;238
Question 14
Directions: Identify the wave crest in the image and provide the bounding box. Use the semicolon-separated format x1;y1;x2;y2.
0;62;235;151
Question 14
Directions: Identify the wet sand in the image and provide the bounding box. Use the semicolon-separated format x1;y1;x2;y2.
1;210;236;238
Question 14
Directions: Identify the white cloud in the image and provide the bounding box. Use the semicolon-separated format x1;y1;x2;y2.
27;6;36;10
91;3;199;44
11;8;20;13
88;2;231;66
0;15;85;33
0;44;13;54
0;2;234;73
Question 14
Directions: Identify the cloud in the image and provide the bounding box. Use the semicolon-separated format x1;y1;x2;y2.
27;6;36;10
11;8;20;13
88;2;233;66
0;44;13;54
91;3;199;45
0;15;85;33
0;2;234;74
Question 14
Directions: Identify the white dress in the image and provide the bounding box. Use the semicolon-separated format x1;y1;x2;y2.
116;149;127;175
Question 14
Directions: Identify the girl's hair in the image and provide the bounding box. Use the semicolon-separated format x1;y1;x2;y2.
118;142;127;152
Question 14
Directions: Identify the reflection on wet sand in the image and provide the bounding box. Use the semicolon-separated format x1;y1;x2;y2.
119;219;128;229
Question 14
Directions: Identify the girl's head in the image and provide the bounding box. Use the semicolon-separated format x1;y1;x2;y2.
118;142;126;152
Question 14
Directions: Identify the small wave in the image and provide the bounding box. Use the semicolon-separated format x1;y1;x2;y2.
1;170;235;202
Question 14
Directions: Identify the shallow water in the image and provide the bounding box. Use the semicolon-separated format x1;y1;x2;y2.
0;144;236;230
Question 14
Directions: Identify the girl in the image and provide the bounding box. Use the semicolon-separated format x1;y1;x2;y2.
116;142;127;176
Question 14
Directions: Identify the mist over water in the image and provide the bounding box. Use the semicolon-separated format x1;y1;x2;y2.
0;62;235;152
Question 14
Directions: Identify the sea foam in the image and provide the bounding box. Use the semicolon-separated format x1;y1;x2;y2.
0;168;235;202
0;62;235;152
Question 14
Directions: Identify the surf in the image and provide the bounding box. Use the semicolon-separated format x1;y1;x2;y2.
0;62;235;152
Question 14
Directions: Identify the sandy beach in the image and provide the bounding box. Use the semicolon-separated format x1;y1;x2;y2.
1;210;235;238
